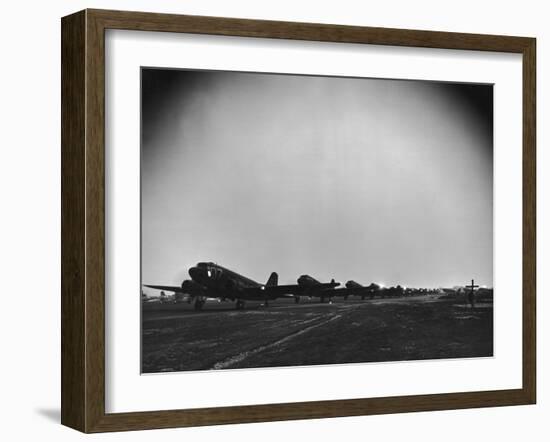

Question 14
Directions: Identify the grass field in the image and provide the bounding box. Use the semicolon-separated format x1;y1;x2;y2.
141;295;493;373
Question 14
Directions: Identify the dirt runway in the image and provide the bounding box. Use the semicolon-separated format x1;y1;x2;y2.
141;296;493;373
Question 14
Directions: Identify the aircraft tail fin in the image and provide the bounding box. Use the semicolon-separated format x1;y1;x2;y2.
266;272;278;287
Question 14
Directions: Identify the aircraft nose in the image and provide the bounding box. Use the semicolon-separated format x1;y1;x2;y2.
188;266;202;281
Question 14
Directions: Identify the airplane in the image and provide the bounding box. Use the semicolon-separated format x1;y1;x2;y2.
292;274;341;303
144;262;301;311
336;281;381;300
159;291;181;304
141;291;158;303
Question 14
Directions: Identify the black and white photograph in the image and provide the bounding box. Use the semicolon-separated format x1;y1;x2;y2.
140;68;494;374
1;0;544;438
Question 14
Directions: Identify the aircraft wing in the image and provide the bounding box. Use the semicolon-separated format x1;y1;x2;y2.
332;287;370;296
262;284;327;296
233;285;303;300
143;284;187;293
328;288;354;297
264;282;340;297
333;286;377;298
265;284;303;296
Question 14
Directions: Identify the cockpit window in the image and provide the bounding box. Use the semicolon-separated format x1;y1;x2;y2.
197;262;221;279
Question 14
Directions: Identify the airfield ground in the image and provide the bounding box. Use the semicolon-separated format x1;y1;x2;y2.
141;295;493;373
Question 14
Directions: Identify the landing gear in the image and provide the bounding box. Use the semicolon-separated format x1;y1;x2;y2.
194;298;205;311
236;300;246;310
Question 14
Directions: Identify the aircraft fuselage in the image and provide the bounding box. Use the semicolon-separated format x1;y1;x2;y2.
188;262;278;301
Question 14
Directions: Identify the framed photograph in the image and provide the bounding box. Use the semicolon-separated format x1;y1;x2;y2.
61;9;536;433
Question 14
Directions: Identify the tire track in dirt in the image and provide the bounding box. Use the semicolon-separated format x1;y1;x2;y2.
210;313;343;370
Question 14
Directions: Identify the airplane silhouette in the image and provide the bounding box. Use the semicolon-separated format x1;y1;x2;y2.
145;262;340;310
292;274;341;303
336;281;381;300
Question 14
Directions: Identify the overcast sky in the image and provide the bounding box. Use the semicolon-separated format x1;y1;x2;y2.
141;68;493;290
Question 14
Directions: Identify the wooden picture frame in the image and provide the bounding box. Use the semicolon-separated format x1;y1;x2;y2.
61;9;536;433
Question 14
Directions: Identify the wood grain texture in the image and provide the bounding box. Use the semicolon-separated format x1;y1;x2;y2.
61;10;86;432
89;8;532;52
522;38;536;404
61;9;537;433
